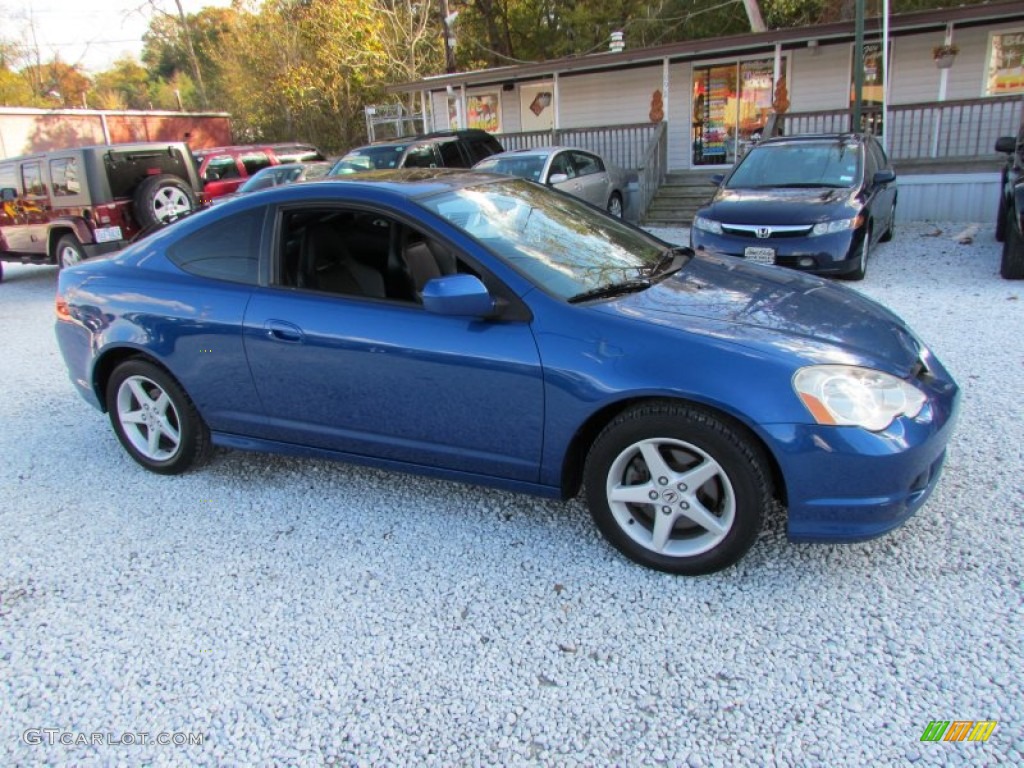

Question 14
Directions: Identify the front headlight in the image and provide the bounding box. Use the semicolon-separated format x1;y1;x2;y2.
793;365;926;432
693;215;722;235
810;215;862;236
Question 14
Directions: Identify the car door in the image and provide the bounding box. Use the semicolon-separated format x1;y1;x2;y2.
547;151;581;198
5;160;50;256
569;151;612;208
241;203;545;483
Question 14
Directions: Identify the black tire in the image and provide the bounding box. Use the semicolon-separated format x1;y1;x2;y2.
845;229;870;281
607;192;624;218
56;234;85;270
995;177;1007;243
879;202;896;242
1001;207;1024;280
0;261;4;283
133;174;196;229
583;402;771;575
105;359;210;474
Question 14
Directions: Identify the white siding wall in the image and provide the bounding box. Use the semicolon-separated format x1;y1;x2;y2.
789;44;851;111
557;67;664;128
896;173;1001;221
666;62;693;172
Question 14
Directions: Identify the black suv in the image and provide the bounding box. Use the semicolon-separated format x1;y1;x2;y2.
329;129;503;175
995;122;1024;280
0;142;202;281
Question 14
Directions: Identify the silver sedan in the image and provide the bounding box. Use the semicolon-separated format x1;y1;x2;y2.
473;146;631;217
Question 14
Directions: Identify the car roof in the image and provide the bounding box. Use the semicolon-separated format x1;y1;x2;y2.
757;133;869;148
193;143;318;156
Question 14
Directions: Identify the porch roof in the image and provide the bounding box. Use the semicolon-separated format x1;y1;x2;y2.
387;0;1024;94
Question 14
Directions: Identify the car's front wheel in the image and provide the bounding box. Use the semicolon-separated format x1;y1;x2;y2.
607;192;624;218
1002;207;1024;280
106;359;210;474
583;402;771;575
847;229;870;280
879;202;896;242
56;234;85;270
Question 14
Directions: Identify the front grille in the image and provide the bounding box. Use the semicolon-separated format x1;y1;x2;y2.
721;223;813;240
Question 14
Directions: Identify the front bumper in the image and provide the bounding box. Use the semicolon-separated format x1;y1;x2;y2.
691;227;863;276
764;378;960;542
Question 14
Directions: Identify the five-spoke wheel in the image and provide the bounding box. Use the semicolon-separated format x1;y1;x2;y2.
107;359;209;474
584;403;771;574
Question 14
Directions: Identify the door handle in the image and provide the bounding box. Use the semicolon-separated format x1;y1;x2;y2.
265;319;303;342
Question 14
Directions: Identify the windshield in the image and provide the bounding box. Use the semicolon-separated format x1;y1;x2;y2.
331;146;407;174
420;178;671;300
726;141;861;189
474;155;548;183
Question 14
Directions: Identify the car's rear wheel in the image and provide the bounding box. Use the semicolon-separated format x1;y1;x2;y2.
607;192;624;218
1002;207;1024;280
847;229;870;280
56;234;85;270
583;402;770;575
133;174;196;229
106;359;210;474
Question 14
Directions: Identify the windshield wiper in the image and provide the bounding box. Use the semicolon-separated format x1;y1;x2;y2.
568;278;651;304
641;246;689;279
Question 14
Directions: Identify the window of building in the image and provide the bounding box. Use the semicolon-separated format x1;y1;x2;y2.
985;29;1024;96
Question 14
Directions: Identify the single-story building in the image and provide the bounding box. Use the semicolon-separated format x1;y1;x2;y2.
387;0;1024;223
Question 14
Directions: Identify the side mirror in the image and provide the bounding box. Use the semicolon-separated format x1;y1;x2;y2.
422;274;495;317
548;173;569;185
995;136;1016;154
873;169;896;186
710;174;724;186
0;187;17;202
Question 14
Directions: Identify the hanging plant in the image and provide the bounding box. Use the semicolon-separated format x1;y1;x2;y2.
932;44;959;60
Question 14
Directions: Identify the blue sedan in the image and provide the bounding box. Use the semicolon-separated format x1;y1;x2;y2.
55;170;959;574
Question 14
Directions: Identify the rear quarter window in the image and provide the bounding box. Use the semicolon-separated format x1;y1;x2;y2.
167;207;263;284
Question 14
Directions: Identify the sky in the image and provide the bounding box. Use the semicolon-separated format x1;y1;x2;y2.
5;0;234;75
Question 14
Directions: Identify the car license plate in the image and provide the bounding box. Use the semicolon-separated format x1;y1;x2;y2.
744;246;775;265
94;226;123;243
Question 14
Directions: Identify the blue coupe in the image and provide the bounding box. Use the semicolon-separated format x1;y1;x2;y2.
55;170;959;574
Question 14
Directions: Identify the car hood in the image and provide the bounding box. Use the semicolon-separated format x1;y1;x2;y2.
599;252;921;374
704;186;858;223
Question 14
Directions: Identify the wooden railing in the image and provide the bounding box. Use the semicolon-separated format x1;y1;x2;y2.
774;95;1023;160
635;122;668;219
495;122;662;172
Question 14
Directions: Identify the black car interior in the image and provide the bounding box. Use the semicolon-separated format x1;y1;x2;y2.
280;209;466;302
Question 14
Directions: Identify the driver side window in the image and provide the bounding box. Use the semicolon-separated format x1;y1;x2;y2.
276;208;478;304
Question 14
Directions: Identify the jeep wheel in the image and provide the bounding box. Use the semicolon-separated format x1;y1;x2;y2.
134;174;196;229
57;234;85;270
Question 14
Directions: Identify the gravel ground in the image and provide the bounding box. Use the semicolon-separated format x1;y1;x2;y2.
1;222;1022;767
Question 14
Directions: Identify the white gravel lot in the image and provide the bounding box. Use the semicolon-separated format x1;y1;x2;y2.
1;222;1022;767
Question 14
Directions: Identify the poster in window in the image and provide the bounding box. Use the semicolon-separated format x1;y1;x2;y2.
466;93;501;133
986;30;1024;95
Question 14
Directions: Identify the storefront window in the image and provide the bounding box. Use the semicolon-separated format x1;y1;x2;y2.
985;29;1024;95
692;59;783;167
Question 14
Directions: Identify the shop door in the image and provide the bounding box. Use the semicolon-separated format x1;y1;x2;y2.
692;59;784;167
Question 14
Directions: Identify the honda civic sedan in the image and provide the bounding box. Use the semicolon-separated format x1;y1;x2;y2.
690;133;897;280
55;169;958;575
